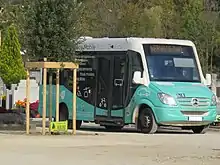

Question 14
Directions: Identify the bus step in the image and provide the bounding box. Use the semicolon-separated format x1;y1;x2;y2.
95;116;124;126
99;120;124;127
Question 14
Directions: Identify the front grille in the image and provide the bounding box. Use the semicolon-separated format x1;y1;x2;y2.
177;97;210;107
180;110;208;116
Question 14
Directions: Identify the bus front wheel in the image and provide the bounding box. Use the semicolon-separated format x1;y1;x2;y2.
138;107;158;134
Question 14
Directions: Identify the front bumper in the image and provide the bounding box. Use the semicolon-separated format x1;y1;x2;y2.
154;106;217;127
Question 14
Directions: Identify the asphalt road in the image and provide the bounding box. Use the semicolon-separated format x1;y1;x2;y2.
0;123;219;165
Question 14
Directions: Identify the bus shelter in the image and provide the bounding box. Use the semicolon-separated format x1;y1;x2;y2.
25;58;79;135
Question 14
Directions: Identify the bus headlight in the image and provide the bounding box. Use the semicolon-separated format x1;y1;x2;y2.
211;95;217;106
158;93;177;106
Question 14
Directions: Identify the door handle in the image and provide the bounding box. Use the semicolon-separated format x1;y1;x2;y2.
114;79;123;86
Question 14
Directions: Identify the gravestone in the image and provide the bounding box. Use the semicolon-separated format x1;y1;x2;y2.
0;77;4;96
0;77;5;107
30;70;41;84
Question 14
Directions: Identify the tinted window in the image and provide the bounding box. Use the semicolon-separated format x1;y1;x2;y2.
143;44;200;82
128;50;144;77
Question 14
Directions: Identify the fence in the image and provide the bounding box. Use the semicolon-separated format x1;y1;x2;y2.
211;74;220;97
3;80;39;110
210;74;220;114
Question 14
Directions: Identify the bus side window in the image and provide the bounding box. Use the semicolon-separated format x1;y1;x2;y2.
63;69;72;88
46;71;57;85
129;50;144;77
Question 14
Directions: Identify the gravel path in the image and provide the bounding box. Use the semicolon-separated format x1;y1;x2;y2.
0;126;219;165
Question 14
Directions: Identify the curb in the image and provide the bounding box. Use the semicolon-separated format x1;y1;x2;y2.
209;126;220;130
0;124;25;131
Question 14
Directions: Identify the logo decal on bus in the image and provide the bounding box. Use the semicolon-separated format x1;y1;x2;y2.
60;91;65;100
191;98;199;107
138;88;150;97
176;93;185;98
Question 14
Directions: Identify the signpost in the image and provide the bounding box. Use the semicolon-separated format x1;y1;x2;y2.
50;120;68;134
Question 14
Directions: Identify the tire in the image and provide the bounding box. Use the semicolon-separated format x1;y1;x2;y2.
59;103;68;121
104;125;123;131
68;120;82;130
191;125;209;134
138;108;158;134
59;103;82;129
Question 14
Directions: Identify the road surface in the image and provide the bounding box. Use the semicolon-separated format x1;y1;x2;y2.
0;124;219;165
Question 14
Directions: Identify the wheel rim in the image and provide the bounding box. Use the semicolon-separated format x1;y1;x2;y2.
141;111;152;129
143;115;151;127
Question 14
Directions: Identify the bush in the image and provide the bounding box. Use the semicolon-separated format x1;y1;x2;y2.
0;24;26;86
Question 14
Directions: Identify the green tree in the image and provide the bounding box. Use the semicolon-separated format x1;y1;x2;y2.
0;24;26;86
0;0;23;39
80;0;177;38
173;0;214;73
23;0;84;62
16;0;220;76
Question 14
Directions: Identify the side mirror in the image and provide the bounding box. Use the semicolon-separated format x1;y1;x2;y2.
205;73;211;86
133;71;142;84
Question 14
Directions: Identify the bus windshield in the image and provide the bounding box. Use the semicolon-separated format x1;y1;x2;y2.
143;44;201;82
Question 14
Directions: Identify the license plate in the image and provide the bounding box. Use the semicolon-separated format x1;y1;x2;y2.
188;116;202;121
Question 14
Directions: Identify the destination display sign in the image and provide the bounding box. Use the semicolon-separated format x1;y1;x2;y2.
149;45;183;54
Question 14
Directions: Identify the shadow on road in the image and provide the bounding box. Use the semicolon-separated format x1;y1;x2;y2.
80;125;193;134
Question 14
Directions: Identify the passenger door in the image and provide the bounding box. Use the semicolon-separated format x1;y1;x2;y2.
111;55;127;110
96;56;112;117
95;52;128;120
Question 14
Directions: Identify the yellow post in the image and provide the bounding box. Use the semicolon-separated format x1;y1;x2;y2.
49;73;53;134
56;69;60;122
25;69;30;135
42;58;47;135
72;69;77;135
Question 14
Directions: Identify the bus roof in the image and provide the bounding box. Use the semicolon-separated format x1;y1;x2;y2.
77;37;195;51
